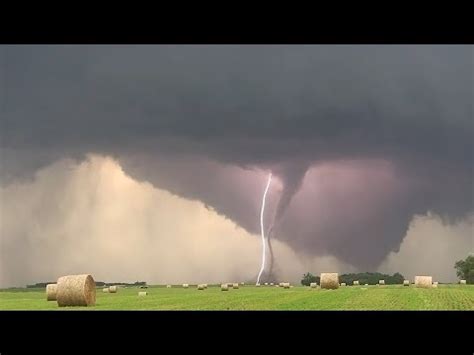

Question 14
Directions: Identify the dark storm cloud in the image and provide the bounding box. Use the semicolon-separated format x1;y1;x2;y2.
0;45;472;270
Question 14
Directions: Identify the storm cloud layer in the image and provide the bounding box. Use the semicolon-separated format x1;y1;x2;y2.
1;45;473;284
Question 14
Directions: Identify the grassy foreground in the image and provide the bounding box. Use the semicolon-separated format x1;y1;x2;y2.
1;284;473;310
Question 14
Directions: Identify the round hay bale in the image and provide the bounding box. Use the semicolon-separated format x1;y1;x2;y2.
183;283;189;288
270;283;274;286
310;282;317;288
264;282;268;286
379;280;385;285
320;273;339;290
109;285;118;293
240;282;245;285
460;280;466;285
166;285;172;288
102;287;109;293
138;291;148;296
279;282;284;287
197;284;205;290
56;274;96;307
256;283;261;287
221;284;229;291
364;283;369;286
353;280;359;286
46;283;57;301
232;283;239;289
415;276;433;288
340;283;346;286
283;282;290;289
403;280;410;286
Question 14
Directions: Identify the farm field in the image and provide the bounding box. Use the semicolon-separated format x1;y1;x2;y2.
1;284;473;310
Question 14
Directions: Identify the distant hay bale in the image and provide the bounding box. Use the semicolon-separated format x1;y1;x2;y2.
403;280;410;286
341;283;346;286
232;283;239;289
166;285;172;288
460;280;466;285
256;283;261;287
56;274;96;307
240;282;245;285
353;281;359;286
197;284;205;290
183;284;189;288
221;284;229;291
379;280;385;285
109;286;118;293
364;284;369;286
264;282;268;286
320;273;339;290
415;276;433;288
102;287;109;293
276;285;280;287
46;284;57;301
283;283;290;289
270;283;274;286
138;291;147;296
310;282;317;288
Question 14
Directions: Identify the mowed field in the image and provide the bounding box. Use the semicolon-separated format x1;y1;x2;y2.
1;284;473;310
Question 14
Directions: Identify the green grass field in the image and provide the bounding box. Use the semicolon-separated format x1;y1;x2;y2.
1;284;473;310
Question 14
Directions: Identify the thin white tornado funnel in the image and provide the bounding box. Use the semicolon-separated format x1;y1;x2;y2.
257;173;272;285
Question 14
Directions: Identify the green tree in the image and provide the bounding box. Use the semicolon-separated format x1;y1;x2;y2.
454;255;474;284
301;272;319;286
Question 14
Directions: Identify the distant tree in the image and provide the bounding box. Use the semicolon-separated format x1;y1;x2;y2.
454;255;474;284
301;272;319;286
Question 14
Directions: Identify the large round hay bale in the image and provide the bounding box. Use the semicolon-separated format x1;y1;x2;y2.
379;280;385;285
183;283;189;288
221;284;229;291
46;283;57;301
232;283;239;289
270;283;274;286
403;280;410;286
353;280;359;286
138;291;148;296
460;280;466;285
415;276;432;288
320;273;339;290
197;284;205;290
56;274;96;307
310;282;317;288
102;287;109;293
109;285;118;293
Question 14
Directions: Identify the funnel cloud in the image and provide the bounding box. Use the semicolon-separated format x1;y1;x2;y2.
0;45;472;286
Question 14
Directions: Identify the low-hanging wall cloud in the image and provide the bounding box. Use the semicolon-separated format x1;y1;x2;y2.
0;45;472;285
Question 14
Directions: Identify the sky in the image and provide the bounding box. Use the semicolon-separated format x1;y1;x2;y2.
0;45;472;287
